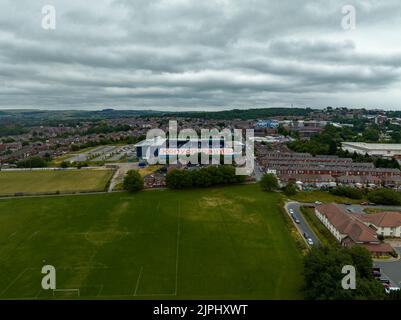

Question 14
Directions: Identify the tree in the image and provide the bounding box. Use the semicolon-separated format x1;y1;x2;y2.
330;186;364;199
363;128;380;142
166;165;244;189
278;125;289;136
283;182;298;196
17;156;47;168
390;130;401;143
60;161;70;168
123;170;144;192
304;246;385;300
166;169;193;189
260;173;279;192
368;189;401;205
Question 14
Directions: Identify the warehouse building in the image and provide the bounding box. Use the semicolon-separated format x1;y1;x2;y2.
341;142;401;159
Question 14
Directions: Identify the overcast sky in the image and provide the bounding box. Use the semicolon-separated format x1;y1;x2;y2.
1;0;401;111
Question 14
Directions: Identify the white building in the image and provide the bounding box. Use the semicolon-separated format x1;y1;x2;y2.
359;212;401;238
341;142;401;159
315;203;394;256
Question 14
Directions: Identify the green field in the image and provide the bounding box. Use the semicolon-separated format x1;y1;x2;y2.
290;191;366;204
0;169;114;195
0;184;303;299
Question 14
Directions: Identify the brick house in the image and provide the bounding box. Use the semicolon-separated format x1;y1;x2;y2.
315;203;394;256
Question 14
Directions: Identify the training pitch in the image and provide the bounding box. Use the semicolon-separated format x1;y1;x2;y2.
0;184;303;299
0;169;114;195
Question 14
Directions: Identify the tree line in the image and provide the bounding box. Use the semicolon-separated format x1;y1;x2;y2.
166;165;246;189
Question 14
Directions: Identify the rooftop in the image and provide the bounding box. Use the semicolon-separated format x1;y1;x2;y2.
359;211;401;228
342;142;401;151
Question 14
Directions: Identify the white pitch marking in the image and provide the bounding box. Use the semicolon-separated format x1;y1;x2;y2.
133;266;144;296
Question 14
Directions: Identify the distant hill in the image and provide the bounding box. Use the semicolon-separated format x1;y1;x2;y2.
168;107;314;120
0;107;315;124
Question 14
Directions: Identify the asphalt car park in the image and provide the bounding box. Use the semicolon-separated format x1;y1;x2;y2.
375;248;401;288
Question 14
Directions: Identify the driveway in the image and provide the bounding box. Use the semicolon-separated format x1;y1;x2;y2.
286;202;320;247
108;162;139;192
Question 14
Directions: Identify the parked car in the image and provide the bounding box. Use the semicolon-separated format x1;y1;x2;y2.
385;287;400;294
303;232;309;239
315;201;322;205
307;238;314;246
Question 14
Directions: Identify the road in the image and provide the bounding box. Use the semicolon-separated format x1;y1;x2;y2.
286;202;320;247
108;162;139;192
375;248;401;288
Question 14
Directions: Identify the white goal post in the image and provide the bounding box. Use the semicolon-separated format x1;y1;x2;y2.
52;289;80;297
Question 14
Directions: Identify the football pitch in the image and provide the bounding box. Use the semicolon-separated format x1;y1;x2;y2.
0;184;303;299
0;169;114;195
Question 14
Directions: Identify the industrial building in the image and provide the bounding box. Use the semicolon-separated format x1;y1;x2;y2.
341;142;401;159
135;136;243;162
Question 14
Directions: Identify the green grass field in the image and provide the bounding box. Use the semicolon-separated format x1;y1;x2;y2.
0;184;303;299
0;169;114;195
290;191;366;204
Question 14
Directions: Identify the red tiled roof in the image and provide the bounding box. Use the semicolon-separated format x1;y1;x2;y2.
359;211;401;228
316;203;379;243
362;242;393;254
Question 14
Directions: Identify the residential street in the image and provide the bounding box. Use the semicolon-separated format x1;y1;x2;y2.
286;202;320;247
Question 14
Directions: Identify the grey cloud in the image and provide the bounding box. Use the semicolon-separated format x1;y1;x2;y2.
0;0;401;110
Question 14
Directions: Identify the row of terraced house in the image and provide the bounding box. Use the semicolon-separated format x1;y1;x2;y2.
257;151;401;189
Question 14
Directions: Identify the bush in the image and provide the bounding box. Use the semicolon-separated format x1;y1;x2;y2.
260;173;279;192
60;161;70;168
166;165;245;189
166;169;193;189
330;186;364;199
367;189;401;205
17;156;48;168
283;182;298;196
123;170;144;192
